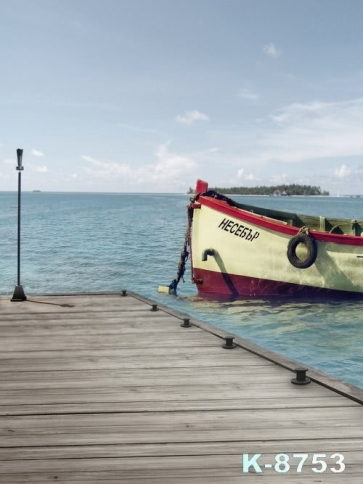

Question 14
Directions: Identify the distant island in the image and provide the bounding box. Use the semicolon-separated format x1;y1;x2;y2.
188;184;329;196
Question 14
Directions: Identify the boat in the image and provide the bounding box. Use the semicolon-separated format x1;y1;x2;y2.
181;179;363;298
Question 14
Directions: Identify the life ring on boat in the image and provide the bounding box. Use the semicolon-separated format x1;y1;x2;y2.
287;233;317;269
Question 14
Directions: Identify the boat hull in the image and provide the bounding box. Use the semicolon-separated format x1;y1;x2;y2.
190;194;363;298
192;267;363;298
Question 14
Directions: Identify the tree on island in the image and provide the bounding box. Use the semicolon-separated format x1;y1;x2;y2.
188;184;329;196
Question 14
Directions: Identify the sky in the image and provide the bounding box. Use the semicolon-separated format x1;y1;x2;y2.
1;0;363;194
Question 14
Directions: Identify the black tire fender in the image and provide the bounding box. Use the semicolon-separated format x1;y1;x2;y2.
287;233;317;269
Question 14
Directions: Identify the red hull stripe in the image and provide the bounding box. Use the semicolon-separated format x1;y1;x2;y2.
199;196;363;247
194;268;363;298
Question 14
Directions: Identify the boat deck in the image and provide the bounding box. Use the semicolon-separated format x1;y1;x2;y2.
0;291;362;483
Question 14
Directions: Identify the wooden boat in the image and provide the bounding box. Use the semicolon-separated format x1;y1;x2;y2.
186;179;363;297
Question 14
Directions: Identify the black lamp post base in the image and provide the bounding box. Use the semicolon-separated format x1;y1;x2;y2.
11;285;27;302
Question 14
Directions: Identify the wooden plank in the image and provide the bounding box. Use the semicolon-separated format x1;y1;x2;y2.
0;453;360;473
1;439;362;459
0;373;317;390
0;385;351;407
0;476;360;484
0;356;274;372
0;310;178;324
0;319;185;334
0;395;357;416
0;346;273;359
0;325;204;337
2;428;360;448
1;407;362;429
0;295;147;313
0;352;273;374
0;474;359;483
0;363;299;381
0;334;219;352
0;413;363;448
0;454;360;480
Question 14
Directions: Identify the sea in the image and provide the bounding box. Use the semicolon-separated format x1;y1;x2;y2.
1;191;363;389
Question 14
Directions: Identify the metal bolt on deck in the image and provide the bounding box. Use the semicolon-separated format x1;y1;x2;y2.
222;335;237;349
180;318;191;328
291;368;311;385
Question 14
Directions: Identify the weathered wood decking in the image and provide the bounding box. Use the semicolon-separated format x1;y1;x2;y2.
0;291;362;482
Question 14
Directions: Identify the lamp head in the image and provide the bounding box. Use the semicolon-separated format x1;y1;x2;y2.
16;149;24;170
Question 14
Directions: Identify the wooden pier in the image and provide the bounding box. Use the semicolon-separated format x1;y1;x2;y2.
0;291;362;482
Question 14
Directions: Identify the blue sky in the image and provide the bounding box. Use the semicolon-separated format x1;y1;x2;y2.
1;0;363;193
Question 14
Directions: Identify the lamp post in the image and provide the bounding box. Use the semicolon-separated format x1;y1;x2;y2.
11;149;26;302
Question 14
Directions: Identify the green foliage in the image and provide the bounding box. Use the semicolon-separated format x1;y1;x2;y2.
209;184;329;196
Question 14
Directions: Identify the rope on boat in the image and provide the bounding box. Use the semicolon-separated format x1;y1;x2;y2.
168;198;195;295
297;225;310;234
168;238;189;294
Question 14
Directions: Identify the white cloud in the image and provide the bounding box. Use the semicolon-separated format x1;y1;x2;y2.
3;158;47;173
117;123;160;135
81;155;132;177
270;101;335;125
263;42;280;58
175;110;210;125
145;142;196;182
31;149;45;157
254;97;363;164
270;174;288;184
238;88;259;101
82;142;197;190
81;155;97;163
237;168;256;181
334;164;350;179
29;164;48;173
201;96;363;194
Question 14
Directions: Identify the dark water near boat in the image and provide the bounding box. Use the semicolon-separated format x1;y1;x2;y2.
1;192;363;389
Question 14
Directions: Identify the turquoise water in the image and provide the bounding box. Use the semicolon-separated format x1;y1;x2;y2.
1;191;363;389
